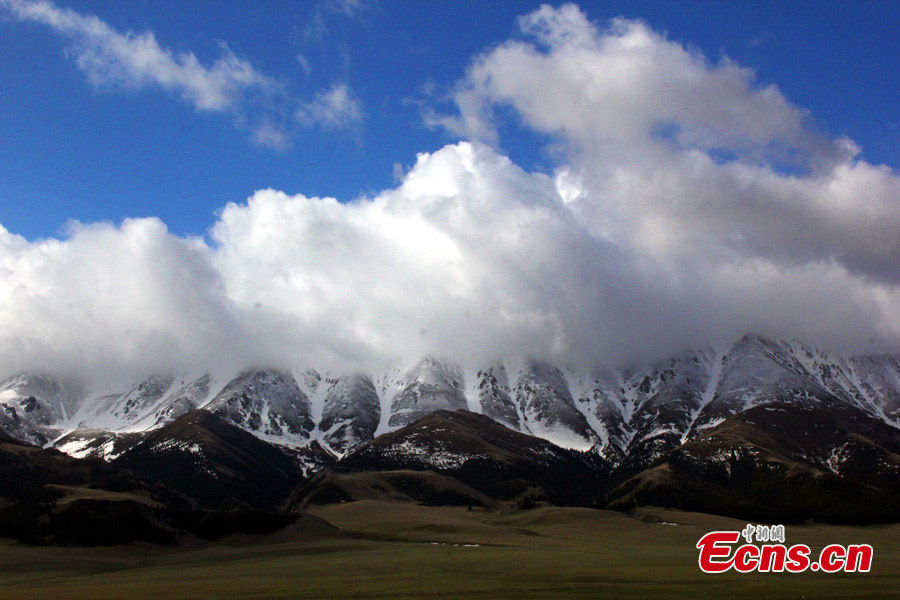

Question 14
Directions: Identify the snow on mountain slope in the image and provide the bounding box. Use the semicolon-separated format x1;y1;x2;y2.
77;375;176;430
772;341;900;424
52;428;144;460
508;360;597;450
622;350;720;443
476;359;602;450
317;373;380;456
692;335;847;434
567;349;725;466
388;356;467;428
202;369;315;448
567;368;630;461
372;367;403;437
136;374;215;429
0;373;81;445
476;363;521;431
3;333;899;469
69;372;224;432
603;399;900;523
618;350;726;469
843;355;900;422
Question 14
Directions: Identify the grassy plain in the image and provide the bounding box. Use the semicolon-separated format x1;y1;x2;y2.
0;501;897;599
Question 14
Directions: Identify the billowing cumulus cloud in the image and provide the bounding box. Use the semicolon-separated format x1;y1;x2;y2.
436;5;900;285
0;220;249;385
2;4;900;385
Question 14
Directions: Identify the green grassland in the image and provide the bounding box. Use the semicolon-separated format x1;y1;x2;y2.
0;502;897;599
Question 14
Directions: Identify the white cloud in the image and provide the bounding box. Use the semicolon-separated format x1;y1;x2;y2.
208;142;899;369
296;53;312;76
448;8;834;161
324;0;373;18
295;83;363;129
1;4;899;385
0;219;251;385
1;0;365;147
300;0;375;42
251;122;293;152
1;0;280;112
436;4;900;284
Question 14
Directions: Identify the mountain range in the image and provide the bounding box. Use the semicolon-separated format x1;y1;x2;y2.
2;332;900;542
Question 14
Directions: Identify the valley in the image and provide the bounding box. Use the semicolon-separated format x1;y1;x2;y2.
0;503;897;600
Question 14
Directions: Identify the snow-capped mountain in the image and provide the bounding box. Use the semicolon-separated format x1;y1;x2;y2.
2;333;899;476
205;369;315;447
603;398;900;523
479;360;597;450
574;348;726;470
316;373;380;455
0;373;81;445
388;356;468;428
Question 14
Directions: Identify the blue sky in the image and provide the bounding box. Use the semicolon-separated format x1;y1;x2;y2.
2;0;900;241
